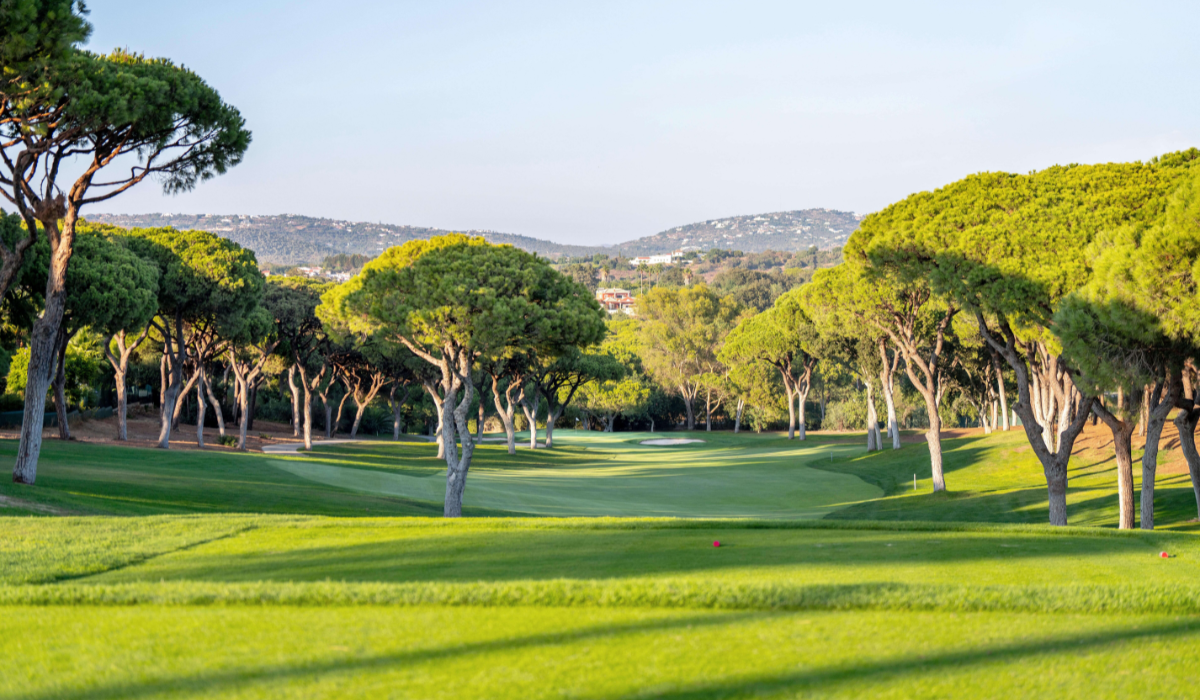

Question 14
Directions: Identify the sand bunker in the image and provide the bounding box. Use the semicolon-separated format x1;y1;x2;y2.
640;438;706;446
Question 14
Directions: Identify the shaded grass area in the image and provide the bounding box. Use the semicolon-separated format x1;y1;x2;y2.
0;515;1190;615
0;439;518;517
2;606;1199;700
813;429;1200;530
87;518;1197;590
0;515;266;585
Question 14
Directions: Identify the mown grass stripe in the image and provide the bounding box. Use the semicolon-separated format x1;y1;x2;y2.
7;580;1200;615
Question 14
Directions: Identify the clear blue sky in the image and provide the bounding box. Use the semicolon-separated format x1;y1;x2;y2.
87;1;1199;245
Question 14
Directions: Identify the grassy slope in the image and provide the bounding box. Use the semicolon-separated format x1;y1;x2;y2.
814;429;1200;530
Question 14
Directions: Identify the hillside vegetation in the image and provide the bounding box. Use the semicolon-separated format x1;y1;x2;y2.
84;208;860;265
83;213;607;265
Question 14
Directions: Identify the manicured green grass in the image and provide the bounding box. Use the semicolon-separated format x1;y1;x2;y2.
4;606;1200;700
0;514;265;584
0;439;513;517
815;429;1200;530
4;515;1200;698
283;430;880;518
84;518;1199;591
5;429;1200;698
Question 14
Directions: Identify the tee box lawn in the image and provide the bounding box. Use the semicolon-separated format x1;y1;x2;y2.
1;429;1198;699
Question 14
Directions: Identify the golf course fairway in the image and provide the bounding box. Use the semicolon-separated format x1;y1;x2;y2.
267;430;881;518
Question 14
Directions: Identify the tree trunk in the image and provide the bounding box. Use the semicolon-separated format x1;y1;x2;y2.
877;340;899;448
104;330;149;442
797;389;808;440
288;365;301;437
334;391;350;436
159;379;180;449
237;376;251;450
195;368;207;448
490;379;519;455
976;316;1095;525
785;384;795;439
1114;425;1136;530
1095;401;1137;530
865;380;878;452
324;403;334;438
993;352;1009;431
521;393;540;449
159;354;168;411
350;403;367;438
545;407;560;447
302;391;314;450
114;362;128;441
204;372;225;438
441;352;478;518
171;370;201;431
682;390;695;430
1174;406;1200;521
52;330;70;440
247;383;258;431
880;381;898;449
734;397;744;433
13;213;76;484
389;385;404;440
1140;374;1180;530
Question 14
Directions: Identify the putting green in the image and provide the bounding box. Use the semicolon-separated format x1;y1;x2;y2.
268;431;881;519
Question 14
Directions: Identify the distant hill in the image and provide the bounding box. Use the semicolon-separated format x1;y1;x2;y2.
84;208;860;265
82;213;607;265
615;209;861;256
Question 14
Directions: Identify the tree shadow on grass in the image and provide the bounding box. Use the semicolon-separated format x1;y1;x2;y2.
610;616;1200;700
94;527;1188;585
14;613;1200;700
10;611;761;700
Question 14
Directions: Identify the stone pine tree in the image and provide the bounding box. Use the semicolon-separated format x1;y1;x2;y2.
1059;169;1200;529
720;290;818;440
7;22;250;482
527;348;624;447
0;1;91;303
479;350;533;454
224;305;278;449
849;151;1200;524
266;277;330;450
56;231;157;439
122;228;263;451
344;235;606;517
803;261;957;486
637;284;744;430
8;226;157;439
1055;290;1180;530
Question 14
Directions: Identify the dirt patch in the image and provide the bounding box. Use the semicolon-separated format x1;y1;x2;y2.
0;403;308;454
0;494;71;515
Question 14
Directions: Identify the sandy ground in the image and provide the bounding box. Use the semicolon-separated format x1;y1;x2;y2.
641;438;706;446
0;403;304;454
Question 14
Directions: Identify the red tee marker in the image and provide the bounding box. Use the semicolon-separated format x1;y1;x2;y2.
1160;551;1169;559
713;540;721;548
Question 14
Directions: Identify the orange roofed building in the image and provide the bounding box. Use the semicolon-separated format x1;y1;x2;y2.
595;287;636;316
